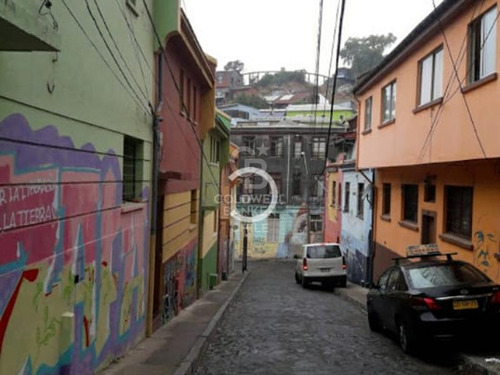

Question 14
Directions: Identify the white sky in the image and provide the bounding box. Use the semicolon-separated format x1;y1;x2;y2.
182;0;444;75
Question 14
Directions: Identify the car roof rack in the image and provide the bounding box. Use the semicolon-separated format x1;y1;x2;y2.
392;252;458;265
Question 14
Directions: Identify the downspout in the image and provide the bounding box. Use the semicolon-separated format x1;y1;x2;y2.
147;53;163;336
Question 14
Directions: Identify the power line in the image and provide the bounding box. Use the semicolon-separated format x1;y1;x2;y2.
141;0;222;191
416;0;487;162
61;0;151;117
320;0;346;177
92;0;150;104
310;0;324;137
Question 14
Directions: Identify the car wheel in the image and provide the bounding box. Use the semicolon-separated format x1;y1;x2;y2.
301;276;309;288
398;320;418;355
367;308;382;333
295;272;301;284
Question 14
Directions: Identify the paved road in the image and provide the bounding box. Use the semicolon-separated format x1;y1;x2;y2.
195;261;480;375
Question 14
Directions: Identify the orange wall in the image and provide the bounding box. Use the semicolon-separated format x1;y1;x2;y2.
357;0;500;169
375;160;500;281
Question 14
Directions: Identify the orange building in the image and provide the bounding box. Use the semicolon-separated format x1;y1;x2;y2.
355;0;500;281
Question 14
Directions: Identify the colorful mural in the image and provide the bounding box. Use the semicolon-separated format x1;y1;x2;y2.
0;114;149;374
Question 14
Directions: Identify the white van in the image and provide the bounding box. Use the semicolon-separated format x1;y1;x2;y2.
295;243;347;288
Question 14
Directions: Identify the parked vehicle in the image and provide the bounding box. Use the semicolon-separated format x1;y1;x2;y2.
367;252;500;354
295;243;347;289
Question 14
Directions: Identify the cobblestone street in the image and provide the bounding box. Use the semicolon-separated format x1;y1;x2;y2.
195;261;480;375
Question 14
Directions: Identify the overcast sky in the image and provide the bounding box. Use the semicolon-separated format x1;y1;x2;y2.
182;0;444;75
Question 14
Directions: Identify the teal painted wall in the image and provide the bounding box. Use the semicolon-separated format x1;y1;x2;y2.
0;1;155;373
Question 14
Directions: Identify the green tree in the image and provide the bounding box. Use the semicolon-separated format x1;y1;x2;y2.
340;33;397;78
233;94;268;109
224;60;244;72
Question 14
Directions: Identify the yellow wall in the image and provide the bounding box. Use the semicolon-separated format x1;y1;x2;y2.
162;190;198;261
357;0;500;168
375;160;500;280
201;210;218;258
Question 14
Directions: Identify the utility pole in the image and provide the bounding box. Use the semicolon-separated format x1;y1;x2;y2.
301;150;310;243
242;223;248;273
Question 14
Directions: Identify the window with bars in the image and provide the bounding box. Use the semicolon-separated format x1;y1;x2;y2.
311;137;326;159
122;136;143;202
292;173;301;196
331;181;336;206
294;139;302;158
402;184;418;223
269;137;283;157
267;214;280;242
469;6;497;83
382;81;396;123
382;183;391;216
310;214;323;232
344;182;350;212
242;136;255;154
445;186;473;239
357;183;364;219
418;48;443;106
269;173;282;195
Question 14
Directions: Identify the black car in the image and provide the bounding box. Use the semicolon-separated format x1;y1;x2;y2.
367;253;500;354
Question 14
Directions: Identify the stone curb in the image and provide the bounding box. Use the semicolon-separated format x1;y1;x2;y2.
172;271;250;375
333;287;367;314
334;285;500;375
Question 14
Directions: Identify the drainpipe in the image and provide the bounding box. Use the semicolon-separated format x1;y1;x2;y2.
147;53;163;336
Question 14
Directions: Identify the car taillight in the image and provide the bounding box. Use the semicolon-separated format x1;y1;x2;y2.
302;258;308;271
490;291;500;304
342;257;347;270
411;296;442;311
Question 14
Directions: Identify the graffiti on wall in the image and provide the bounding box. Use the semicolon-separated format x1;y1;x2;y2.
0;114;149;374
162;242;197;324
474;229;498;278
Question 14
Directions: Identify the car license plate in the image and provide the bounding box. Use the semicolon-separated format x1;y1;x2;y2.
453;299;478;310
320;268;330;273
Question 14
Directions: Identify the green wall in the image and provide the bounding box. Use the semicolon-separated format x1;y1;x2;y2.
200;242;218;292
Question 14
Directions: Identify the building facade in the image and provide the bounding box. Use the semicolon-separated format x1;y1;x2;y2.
0;1;155;373
153;5;216;326
355;0;500;282
231;121;342;259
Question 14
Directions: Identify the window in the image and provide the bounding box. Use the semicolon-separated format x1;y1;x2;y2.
242;177;254;194
267;214;280;242
193;86;197;122
269;173;282;195
424;183;436;203
187;78;192;117
364;97;372;131
269;137;283;157
469;6;497;83
357;183;364;219
407;263;487;289
331;181;337;206
387;269;407;291
294;139;302;158
338;183;342;210
310;215;322;232
419;48;443;105
344;182;350;212
179;69;185;113
402;184;418;223
210;137;220;163
382;81;396;123
123;136;143;202
445;186;473;239
310;176;323;197
312;137;326;158
242;136;255;154
292;173;301;196
382;183;391;216
190;190;198;224
306;244;341;258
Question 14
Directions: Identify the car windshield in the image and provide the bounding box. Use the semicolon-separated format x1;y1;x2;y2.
406;263;489;289
306;245;341;259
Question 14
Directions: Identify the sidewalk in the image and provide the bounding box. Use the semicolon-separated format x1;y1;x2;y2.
335;282;500;375
100;271;248;375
